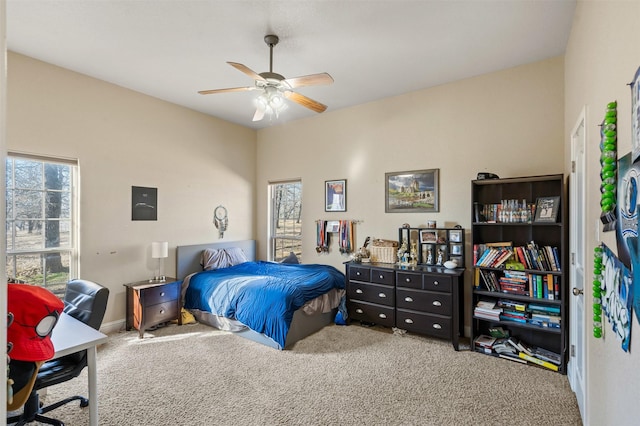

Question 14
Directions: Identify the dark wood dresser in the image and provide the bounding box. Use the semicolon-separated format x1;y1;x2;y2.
124;278;182;338
346;262;464;350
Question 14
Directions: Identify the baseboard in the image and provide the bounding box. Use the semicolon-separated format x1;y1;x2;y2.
100;319;126;335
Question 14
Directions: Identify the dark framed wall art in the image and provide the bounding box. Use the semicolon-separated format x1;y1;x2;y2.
325;179;347;212
385;169;439;212
132;186;157;221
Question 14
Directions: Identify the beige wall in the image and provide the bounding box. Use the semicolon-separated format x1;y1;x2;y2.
565;1;640;424
7;52;257;329
257;56;565;332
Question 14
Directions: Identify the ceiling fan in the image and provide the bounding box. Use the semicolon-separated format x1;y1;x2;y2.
198;34;334;121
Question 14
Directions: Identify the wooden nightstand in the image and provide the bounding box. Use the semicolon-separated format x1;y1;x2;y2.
124;278;182;338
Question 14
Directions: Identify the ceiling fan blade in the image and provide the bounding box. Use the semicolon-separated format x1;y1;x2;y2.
198;86;255;95
284;91;328;113
228;62;266;82
284;72;334;89
252;105;266;121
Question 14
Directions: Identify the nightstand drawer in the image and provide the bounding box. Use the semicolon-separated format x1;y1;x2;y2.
348;300;395;327
396;288;452;315
347;281;395;306
396;309;451;339
143;282;179;306
146;302;180;325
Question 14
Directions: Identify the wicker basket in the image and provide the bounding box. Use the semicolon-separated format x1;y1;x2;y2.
369;239;398;263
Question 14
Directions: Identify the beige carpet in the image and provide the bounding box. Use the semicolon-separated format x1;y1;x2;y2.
25;322;581;425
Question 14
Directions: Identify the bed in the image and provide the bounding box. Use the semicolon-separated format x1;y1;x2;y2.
176;240;346;350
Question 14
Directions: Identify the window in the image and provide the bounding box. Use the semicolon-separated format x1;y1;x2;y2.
5;154;78;296
268;180;302;262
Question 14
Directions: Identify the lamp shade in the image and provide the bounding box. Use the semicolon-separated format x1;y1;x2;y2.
151;241;169;259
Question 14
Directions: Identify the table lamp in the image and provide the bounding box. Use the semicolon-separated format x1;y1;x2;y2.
151;241;168;282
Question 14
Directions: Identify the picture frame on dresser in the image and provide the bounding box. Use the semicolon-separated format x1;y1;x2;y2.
385;168;439;213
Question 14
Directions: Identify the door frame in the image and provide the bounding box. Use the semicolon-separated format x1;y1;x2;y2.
569;106;587;422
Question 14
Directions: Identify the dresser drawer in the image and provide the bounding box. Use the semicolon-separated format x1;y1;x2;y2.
370;268;395;285
423;274;452;293
143;282;179;306
145;301;180;325
349;266;371;282
348;300;395;327
396;309;451;339
396;288;452;315
347;281;395;307
396;271;422;289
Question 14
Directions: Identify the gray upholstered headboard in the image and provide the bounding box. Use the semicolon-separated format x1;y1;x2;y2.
175;240;257;279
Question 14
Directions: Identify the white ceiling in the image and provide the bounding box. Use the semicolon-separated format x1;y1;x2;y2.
6;0;576;130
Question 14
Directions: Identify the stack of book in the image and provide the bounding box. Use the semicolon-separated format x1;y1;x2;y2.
498;270;528;295
473;334;497;354
473;334;562;370
473;300;502;321
527;303;561;328
506;337;561;372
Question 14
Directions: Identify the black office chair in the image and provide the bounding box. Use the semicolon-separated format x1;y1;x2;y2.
7;279;109;426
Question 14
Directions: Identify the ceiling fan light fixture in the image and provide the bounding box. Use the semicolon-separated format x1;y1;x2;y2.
255;86;287;119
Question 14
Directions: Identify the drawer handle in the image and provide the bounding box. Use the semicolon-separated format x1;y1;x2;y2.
404;318;414;324
378;293;387;298
160;292;165;297
432;323;442;329
405;278;411;283
160;309;165;314
405;297;414;302
355;308;364;314
379;274;384;279
356;271;361;276
356;289;363;294
433;281;439;286
432;301;442;307
378;313;387;319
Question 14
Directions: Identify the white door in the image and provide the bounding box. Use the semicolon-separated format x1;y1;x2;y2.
569;107;586;421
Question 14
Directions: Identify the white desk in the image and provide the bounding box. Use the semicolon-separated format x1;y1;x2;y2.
50;313;108;426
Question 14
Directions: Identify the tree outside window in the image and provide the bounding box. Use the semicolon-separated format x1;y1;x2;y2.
6;155;77;296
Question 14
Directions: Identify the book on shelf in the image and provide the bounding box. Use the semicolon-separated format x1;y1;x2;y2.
527;303;561;315
507;337;534;356
518;352;559;372
532;346;562;365
499;353;528;364
474;335;497;353
488;326;510;338
498;299;527;312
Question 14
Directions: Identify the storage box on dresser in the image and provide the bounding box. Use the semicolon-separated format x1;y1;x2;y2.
346;262;464;350
471;174;568;373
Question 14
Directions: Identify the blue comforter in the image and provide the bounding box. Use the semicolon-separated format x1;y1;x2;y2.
184;261;345;348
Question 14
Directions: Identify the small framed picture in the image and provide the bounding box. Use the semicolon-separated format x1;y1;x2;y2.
325;179;347;212
420;230;437;243
534;196;561;223
449;230;462;242
451;243;462;255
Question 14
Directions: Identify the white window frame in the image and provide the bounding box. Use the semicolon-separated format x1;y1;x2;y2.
5;152;79;295
268;180;302;262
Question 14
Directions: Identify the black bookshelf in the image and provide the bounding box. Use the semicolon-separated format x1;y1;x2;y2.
470;174;569;374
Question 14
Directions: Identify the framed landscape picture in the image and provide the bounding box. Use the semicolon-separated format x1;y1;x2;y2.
534;196;560;223
385;169;439;212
